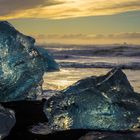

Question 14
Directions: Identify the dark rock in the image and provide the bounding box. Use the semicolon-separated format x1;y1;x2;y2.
44;68;140;131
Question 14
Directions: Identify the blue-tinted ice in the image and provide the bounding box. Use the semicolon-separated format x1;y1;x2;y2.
0;105;15;139
44;68;140;131
0;21;59;102
35;47;59;72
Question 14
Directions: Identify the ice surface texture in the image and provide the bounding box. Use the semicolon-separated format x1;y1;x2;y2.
0;105;15;139
0;21;59;102
35;47;59;72
44;68;140;131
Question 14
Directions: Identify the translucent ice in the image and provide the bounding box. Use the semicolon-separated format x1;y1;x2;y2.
35;47;59;72
44;68;140;131
0;105;15;139
0;21;58;102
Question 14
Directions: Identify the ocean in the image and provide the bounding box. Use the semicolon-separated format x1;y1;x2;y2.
41;44;140;93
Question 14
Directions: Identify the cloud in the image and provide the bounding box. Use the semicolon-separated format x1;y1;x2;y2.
0;0;63;16
0;0;140;20
33;32;140;44
35;32;140;39
106;32;140;39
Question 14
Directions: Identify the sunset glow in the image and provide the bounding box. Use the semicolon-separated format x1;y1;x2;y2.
0;0;140;20
0;0;140;44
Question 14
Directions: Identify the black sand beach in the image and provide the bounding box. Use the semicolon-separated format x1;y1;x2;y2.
1;100;140;140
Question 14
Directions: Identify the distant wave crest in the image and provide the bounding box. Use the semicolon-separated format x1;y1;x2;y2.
60;62;140;70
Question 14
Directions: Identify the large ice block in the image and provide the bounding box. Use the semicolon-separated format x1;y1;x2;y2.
0;21;59;102
44;68;140;131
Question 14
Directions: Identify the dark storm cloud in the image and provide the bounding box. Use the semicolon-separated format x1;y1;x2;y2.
0;0;63;16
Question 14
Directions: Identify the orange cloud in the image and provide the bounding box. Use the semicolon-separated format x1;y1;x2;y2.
0;0;140;20
33;32;140;44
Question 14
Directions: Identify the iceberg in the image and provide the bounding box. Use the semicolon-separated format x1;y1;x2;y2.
0;105;15;139
0;21;59;102
35;47;59;72
44;68;140;131
63;67;135;102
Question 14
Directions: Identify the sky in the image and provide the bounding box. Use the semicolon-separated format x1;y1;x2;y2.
0;0;140;44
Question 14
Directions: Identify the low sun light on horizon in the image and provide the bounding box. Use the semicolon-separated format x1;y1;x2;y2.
0;0;140;44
